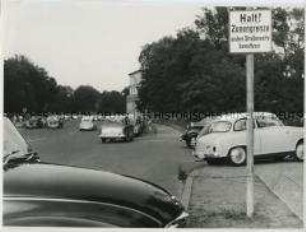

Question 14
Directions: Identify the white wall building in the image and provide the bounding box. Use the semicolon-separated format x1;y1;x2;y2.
126;70;142;116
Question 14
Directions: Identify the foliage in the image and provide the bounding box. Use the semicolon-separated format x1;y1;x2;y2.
98;90;126;114
4;55;126;114
4;55;58;113
137;7;304;122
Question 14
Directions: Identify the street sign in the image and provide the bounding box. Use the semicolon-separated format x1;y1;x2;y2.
229;9;272;219
229;10;272;53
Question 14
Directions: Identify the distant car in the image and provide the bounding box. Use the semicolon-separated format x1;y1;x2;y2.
99;118;134;142
79;116;97;131
3;117;188;228
180;117;215;148
72;115;78;120
25;116;38;129
193;112;304;166
64;114;71;121
47;115;63;129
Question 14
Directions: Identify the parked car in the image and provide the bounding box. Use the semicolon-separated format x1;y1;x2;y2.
79;116;97;131
46;115;63;129
193;112;304;166
25;116;46;129
3;117;188;228
99;117;134;142
180;117;215;148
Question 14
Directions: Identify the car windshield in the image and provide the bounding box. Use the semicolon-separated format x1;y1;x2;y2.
82;116;93;121
209;121;232;133
197;124;212;138
102;120;124;127
256;116;284;128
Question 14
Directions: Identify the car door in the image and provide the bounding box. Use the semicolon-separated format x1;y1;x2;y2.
233;118;261;156
255;116;290;155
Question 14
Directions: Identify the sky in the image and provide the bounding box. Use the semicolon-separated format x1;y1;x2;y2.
3;0;204;92
3;0;304;92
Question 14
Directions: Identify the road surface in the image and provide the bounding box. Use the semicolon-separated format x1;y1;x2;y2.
18;119;303;217
19;120;194;198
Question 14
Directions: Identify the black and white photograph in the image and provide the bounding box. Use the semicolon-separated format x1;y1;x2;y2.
1;0;305;229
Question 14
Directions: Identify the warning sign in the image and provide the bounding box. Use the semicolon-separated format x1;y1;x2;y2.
229;10;272;53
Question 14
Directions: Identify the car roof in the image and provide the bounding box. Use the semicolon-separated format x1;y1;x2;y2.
214;112;276;123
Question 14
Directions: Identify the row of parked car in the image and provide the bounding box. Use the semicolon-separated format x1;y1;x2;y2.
79;115;147;143
180;112;304;166
3;116;188;228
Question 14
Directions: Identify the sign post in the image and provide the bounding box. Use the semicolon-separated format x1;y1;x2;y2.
246;53;254;217
229;9;272;218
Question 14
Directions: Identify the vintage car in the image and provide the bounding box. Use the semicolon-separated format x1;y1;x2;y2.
99;118;134;142
180;117;216;148
193;112;304;166
3;117;188;228
47;115;64;129
25;116;46;129
79;116;97;131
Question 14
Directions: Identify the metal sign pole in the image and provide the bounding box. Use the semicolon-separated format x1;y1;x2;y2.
246;53;254;218
303;8;306;227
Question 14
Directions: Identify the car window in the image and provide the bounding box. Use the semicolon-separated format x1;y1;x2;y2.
234;119;247;131
234;118;256;131
256;116;284;128
209;121;232;133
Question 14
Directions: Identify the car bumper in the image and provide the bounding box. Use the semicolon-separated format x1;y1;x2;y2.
192;150;220;159
99;135;126;139
165;211;188;228
80;127;94;130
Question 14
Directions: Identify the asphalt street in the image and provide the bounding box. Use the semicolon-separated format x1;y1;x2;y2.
18;119;303;211
18;119;195;198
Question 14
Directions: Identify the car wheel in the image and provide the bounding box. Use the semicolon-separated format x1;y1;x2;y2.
228;147;246;166
101;138;106;143
295;141;304;162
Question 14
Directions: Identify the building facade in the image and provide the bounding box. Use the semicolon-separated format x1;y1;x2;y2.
126;70;142;116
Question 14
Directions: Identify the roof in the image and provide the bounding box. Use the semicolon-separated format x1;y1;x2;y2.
214;112;276;123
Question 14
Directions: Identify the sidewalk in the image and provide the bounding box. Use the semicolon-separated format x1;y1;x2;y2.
255;160;303;220
185;164;303;228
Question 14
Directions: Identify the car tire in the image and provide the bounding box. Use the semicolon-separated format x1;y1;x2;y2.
228;147;246;166
294;141;304;162
101;138;106;143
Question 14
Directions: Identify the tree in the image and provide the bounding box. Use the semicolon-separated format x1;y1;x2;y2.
74;85;101;113
137;7;304;124
4;55;58;113
98;91;126;114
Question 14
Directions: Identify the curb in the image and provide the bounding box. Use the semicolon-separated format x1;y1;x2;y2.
181;168;201;209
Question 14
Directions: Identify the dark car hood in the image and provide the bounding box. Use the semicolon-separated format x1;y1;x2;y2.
4;163;183;225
